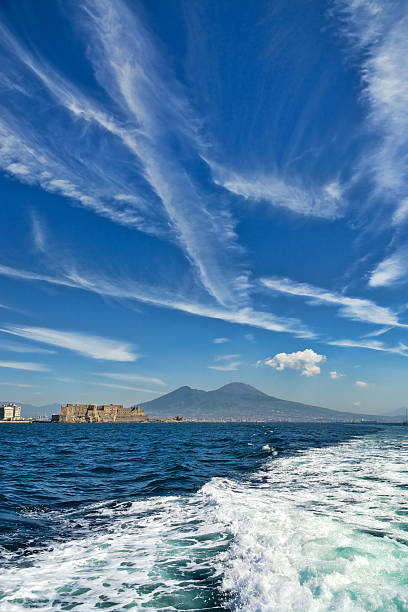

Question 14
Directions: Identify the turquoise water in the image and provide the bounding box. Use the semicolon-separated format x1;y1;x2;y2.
0;423;407;610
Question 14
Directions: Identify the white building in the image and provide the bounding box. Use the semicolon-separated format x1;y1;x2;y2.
0;404;22;421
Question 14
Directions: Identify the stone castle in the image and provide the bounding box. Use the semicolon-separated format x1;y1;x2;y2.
56;403;148;423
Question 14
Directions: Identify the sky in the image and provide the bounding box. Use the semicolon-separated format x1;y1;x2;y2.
0;0;407;415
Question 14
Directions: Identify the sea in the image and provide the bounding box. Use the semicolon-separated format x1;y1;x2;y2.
0;422;407;611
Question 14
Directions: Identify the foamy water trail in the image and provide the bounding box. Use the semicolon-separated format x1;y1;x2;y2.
0;427;407;610
209;428;408;611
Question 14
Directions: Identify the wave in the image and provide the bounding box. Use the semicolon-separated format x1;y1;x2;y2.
0;428;407;610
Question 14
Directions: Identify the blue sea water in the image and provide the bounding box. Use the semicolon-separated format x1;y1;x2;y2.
0;422;407;611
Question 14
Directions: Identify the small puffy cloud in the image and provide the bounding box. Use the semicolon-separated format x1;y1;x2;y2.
353;401;361;407
259;348;326;377
213;337;230;344
244;333;255;343
330;371;344;379
355;380;368;387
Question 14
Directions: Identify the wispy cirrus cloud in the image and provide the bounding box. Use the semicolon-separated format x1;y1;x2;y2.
0;263;313;338
0;325;137;361
93;372;166;386
0;8;249;309
0;360;48;371
261;276;407;327
208;363;241;372
77;0;249;306
335;0;408;223
214;354;240;362
369;250;408;287
209;354;242;372
213;337;230;344
0;341;56;355
327;337;408;356
0;382;36;387
207;159;344;219
361;327;393;338
30;210;46;253
90;382;163;394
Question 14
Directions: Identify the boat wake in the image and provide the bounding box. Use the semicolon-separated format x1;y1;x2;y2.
0;428;407;611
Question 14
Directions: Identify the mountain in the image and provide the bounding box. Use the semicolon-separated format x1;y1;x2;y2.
142;382;381;421
388;407;408;417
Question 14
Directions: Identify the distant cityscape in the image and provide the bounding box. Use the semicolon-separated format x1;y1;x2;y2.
0;402;183;423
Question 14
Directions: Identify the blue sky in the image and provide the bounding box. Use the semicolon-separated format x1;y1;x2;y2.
0;0;407;414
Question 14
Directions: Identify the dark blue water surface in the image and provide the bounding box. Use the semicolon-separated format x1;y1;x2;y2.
0;422;377;560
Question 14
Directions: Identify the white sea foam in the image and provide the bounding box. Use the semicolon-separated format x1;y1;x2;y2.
209;428;408;611
0;428;407;610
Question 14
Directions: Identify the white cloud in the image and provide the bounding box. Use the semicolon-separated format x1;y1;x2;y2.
209;361;242;372
30;210;46;253
330;371;344;379
336;1;408;222
325;181;342;201
209;354;242;371
213;337;230;344
6;162;30;175
393;198;408;224
361;326;393;338
259;348;326;377
93;372;166;386
0;12;250;309
91;382;162;394
0;341;56;354
0;361;48;371
1;326;137;361
0;262;313;339
353;401;361;407
0;382;35;387
369;252;408;287
355;380;368;387
327;338;408;356
206;159;344;220
214;354;240;362
261;276;406;327
244;333;255;343
77;0;250;307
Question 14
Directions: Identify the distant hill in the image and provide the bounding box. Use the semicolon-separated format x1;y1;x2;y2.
141;382;385;422
389;407;408;417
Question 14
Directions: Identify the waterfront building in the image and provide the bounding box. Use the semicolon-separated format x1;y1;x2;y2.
0;404;22;421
